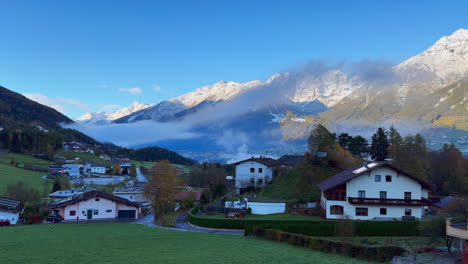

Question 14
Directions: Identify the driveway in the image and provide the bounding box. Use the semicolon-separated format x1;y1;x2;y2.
135;212;244;235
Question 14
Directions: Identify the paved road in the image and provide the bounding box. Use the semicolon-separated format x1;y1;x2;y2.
135;213;243;235
136;167;148;183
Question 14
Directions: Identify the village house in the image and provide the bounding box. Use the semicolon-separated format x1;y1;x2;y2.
113;184;151;205
62;164;84;178
48;186;96;199
89;163;107;174
99;154;111;161
48;190;141;220
63;141;85;153
174;190;203;211
232;157;281;194
0;196;24;225
317;162;434;220
277;154;304;168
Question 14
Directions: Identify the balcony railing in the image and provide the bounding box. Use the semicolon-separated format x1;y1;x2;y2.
348;197;431;206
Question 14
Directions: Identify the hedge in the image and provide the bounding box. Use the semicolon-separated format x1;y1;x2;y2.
188;207;421;236
252;227;406;262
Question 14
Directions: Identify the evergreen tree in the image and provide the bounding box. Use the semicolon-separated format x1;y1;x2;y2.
338;133;352;150
348;136;369;157
51;179;62;193
370;127;389;161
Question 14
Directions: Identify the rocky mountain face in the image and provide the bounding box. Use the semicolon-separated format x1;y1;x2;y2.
321;29;468;130
77;29;467;156
76;101;153;124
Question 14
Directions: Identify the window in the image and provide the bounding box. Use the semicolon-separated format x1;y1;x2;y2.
375;175;381;182
405;209;412;216
258;179;263;184
250;168;255;173
380;191;387;199
130;196;133;200
380;208;387;215
250;178;255;184
258;168;263;173
330;205;344;215
358;190;366;198
404;192;411;200
386;175;392;182
106;209;112;213
356;208;368;216
93;210;99;215
95;198;100;202
70;210;76;216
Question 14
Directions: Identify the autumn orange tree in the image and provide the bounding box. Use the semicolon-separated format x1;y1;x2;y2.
144;160;183;225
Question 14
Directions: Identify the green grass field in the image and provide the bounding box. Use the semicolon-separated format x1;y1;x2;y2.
0;223;374;264
59;151;113;165
0;152;53;166
0;163;51;195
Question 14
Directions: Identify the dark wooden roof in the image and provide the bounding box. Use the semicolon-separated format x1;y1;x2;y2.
48;190;141;209
231;157;281;167
0;196;24;213
317;162;435;192
277;155;304;166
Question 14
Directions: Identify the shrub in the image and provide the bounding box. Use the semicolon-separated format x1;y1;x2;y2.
253;227;406;262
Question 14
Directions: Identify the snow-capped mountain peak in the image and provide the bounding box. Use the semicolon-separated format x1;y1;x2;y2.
396;28;468;82
75;101;153;124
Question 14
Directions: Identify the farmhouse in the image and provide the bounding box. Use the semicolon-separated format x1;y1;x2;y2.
0;196;24;225
113;184;151;204
317;162;434;220
48;186;96;199
48;190;141;220
232;157;281;194
89;163;107;174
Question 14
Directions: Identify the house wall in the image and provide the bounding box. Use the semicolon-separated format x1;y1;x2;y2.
114;192;150;203
59;197;140;220
248;202;286;215
322;166;426;220
346;167;422;200
0;211;20;224
235;161;273;188
91;167;106;174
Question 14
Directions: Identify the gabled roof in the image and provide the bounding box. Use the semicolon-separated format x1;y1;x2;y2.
231;157;281;167
48;190;141;209
277;155;304;166
317;161;435;192
0;196;24;213
175;191;203;201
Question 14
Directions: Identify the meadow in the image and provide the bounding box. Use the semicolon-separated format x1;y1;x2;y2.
0;163;50;195
0;223;375;264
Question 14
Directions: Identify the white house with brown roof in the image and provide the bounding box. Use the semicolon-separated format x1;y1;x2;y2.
317;162;433;220
232;157;281;194
48;190;141;220
0;197;24;225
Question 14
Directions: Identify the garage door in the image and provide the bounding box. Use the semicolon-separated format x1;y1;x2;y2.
117;210;136;218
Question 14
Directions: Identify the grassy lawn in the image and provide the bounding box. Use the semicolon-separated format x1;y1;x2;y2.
132;160;156;169
0;164;51;195
0;223;375;264
201;213;322;221
59;151;113;165
0;152;53;166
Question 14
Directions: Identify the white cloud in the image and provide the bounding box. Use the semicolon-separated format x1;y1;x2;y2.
118;87;142;95
56;97;90;112
23;93;69;113
96;104;124;111
152;85;161;92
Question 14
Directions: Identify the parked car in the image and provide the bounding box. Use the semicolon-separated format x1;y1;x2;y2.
45;214;63;223
0;219;10;226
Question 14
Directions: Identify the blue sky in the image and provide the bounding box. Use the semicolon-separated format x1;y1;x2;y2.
0;0;466;118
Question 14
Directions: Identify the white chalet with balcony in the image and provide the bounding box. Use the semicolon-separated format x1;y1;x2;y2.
317;162;434;220
232;157;280;194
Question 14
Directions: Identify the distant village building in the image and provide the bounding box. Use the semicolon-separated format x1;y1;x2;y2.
62;164;84;178
48;186;96;199
63;141;85;153
90;163;107;174
0;196;24;225
232;157;281;194
317;162;434;220
277;155;304;167
48;190;141;220
99;154;111;161
113;184;151;205
48;165;66;176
